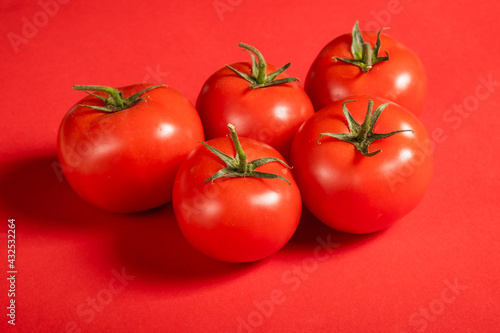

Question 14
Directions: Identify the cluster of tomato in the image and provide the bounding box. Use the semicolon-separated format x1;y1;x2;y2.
58;22;432;263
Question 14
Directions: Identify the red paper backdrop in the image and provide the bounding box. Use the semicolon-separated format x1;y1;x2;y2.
1;0;499;332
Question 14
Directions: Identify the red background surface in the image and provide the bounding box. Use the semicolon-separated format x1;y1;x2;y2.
1;0;499;332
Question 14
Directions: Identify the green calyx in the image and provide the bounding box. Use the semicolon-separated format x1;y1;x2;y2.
317;100;413;157
333;21;389;73
201;124;292;184
226;43;300;89
73;84;166;112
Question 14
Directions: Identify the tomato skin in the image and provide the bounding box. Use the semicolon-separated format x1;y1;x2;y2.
172;137;302;263
196;62;314;160
58;83;205;213
290;96;433;234
305;31;428;115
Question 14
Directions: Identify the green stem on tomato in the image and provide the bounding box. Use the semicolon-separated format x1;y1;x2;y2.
333;21;389;73
317;99;413;157
73;84;166;112
240;44;267;85
227;124;248;173
200;124;292;184
361;42;373;70
226;43;300;89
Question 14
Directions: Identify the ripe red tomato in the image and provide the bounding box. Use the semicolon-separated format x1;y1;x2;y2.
305;22;428;116
290;96;433;234
58;83;204;213
173;125;302;263
196;43;314;161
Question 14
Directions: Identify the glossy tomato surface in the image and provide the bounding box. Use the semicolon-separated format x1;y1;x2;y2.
290;96;433;234
172;136;302;263
305;31;427;115
58;83;205;213
196;62;314;160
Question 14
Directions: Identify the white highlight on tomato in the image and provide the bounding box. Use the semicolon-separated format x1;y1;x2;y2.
157;123;176;138
395;72;411;90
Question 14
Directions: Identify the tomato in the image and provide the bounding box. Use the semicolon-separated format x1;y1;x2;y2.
305;21;428;116
290;96;433;234
57;83;204;213
196;43;314;161
173;124;302;263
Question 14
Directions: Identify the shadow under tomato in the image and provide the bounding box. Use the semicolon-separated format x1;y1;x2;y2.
0;154;254;287
0;154;381;288
284;204;385;253
0;154;109;231
111;204;258;291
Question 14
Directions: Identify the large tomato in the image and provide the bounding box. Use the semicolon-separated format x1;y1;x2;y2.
290;96;433;234
58;83;204;213
196;43;314;161
173;124;302;263
305;21;427;116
